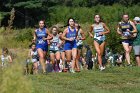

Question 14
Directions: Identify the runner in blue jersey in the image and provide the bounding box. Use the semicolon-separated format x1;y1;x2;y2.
49;26;61;72
89;14;110;71
75;22;85;72
117;14;137;66
62;18;78;73
33;20;53;74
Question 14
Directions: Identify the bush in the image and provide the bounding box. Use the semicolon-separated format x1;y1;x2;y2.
0;55;32;93
14;28;33;42
48;4;140;25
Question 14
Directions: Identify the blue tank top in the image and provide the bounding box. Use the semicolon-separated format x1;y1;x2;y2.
66;26;77;42
119;21;133;32
36;28;48;45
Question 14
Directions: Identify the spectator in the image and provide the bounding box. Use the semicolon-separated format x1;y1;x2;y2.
1;47;12;68
85;45;93;70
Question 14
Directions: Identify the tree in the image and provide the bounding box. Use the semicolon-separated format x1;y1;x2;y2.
1;0;49;27
13;0;47;27
0;12;9;27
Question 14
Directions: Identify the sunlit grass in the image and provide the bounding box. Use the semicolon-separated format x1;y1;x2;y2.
0;47;140;93
29;67;140;93
0;27;140;93
0;50;32;93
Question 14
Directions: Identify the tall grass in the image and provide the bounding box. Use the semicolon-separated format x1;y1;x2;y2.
0;47;139;93
0;4;140;93
0;28;33;49
0;49;32;93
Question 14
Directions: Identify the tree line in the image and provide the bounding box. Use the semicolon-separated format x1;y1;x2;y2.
0;0;140;28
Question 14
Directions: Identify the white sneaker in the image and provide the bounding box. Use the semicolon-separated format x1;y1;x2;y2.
102;66;106;70
71;69;75;73
59;70;62;73
99;66;104;71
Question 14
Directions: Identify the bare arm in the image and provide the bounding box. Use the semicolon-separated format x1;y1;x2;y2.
117;23;123;35
130;21;137;33
62;28;71;41
8;55;13;63
58;38;64;47
28;49;32;59
59;35;65;44
79;29;86;40
44;29;53;40
89;25;94;38
103;23;110;35
33;30;37;41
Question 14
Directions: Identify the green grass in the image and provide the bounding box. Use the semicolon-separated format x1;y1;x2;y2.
1;48;140;93
28;67;140;93
0;27;140;93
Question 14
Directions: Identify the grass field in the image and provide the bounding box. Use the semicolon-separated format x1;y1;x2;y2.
1;50;140;93
0;28;140;93
28;67;140;93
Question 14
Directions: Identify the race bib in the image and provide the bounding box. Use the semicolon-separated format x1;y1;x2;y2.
123;32;131;37
50;42;59;50
38;39;45;44
95;32;103;37
55;47;59;50
52;42;57;46
32;59;37;63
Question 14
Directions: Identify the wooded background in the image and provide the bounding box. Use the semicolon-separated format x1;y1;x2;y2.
0;0;140;27
0;0;140;54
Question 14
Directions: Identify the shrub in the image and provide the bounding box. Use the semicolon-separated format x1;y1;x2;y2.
14;28;33;42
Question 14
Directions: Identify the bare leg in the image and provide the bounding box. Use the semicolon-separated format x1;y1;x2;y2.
94;41;102;67
61;52;65;69
76;49;80;71
65;50;72;70
55;51;61;70
50;53;55;71
71;48;77;72
136;56;140;66
37;48;46;73
33;62;38;74
100;42;106;67
122;44;132;65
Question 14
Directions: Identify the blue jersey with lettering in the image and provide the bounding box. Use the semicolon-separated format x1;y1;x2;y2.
64;26;77;50
66;26;77;42
36;28;48;51
36;28;48;45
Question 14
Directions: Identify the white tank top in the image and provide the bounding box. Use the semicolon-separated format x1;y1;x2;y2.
77;29;83;46
1;55;9;62
93;23;105;41
49;35;60;51
30;49;38;62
